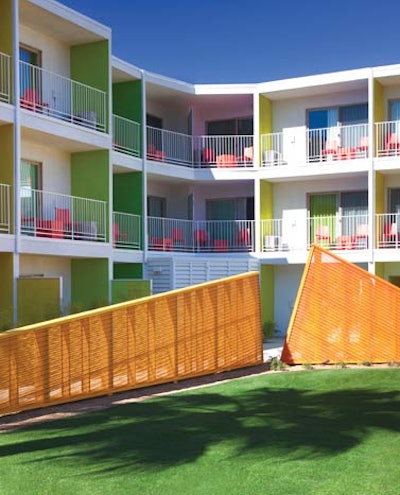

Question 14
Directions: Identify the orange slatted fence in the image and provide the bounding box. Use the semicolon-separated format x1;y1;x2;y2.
0;272;262;416
282;245;400;365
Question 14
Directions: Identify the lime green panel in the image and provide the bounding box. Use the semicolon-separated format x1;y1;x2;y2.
375;262;384;280
111;279;151;304
113;262;143;279
260;181;273;220
0;253;13;331
260;264;275;338
112;80;142;123
375;172;385;215
71;258;109;312
0;0;13;102
0;125;14;230
17;278;61;327
259;95;273;135
70;41;109;131
113;172;142;215
71;150;109;201
70;41;109;93
374;80;384;123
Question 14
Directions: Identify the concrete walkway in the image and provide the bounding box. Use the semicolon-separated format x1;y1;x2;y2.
263;336;285;362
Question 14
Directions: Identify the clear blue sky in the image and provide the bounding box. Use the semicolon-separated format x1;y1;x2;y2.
61;0;400;84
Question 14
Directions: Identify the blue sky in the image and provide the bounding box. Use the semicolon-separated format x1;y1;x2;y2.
61;0;400;84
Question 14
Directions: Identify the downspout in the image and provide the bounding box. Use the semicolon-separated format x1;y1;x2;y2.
12;0;20;327
141;70;148;264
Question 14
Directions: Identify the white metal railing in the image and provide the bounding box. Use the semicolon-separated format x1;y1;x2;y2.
148;217;255;252
375;121;400;157
113;115;141;157
147;126;193;166
0;183;10;233
260;132;284;167
376;213;400;248
194;135;253;167
308;214;369;250
113;211;141;249
19;61;107;132
0;52;10;104
260;219;283;251
20;188;107;241
307;124;369;162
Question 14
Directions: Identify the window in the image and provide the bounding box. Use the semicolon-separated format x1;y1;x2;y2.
147;196;166;218
19;45;42;98
207;117;253;136
20;160;41;219
206;198;253;220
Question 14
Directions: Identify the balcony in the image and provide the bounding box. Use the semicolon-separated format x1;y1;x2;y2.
113;211;141;249
261;214;370;252
144;127;254;168
0;52;10;104
376;213;400;248
113;115;141;157
148;217;255;253
20;188;107;242
19;61;107;132
375;121;400;158
0;183;10;233
261;124;369;167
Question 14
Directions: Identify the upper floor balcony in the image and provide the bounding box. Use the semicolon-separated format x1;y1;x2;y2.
20;61;107;132
146;126;254;168
112;115;141;156
148;217;255;253
0;183;10;234
113;211;141;249
20;188;107;242
261;123;369;167
0;52;10;104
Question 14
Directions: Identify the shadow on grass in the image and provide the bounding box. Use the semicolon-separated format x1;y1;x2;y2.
1;374;400;474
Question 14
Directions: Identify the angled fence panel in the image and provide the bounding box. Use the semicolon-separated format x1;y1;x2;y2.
0;272;262;416
282;245;400;365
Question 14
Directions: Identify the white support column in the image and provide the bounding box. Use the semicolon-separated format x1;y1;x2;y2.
12;0;20;326
141;70;148;263
368;69;375;275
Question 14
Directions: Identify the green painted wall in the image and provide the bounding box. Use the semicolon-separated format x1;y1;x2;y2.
113;172;142;215
17;278;61;327
0;124;14;230
260;264;275;338
0;0;13;102
114;262;143;279
70;40;110;131
375;262;384;280
71;258;109;311
111;279;151;304
112;80;142;123
375;172;385;215
260;180;273;220
259;95;273;163
71;150;110;237
0;253;13;331
374;80;384;123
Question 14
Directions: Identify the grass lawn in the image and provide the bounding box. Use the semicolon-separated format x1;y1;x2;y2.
1;368;400;495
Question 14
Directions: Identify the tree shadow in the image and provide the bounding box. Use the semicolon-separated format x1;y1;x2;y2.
1;374;400;475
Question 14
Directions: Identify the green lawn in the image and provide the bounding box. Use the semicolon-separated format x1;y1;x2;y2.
1;369;400;495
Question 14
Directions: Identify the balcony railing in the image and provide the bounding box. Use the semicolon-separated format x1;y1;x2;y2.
375;121;400;157
19;61;107;132
376;213;400;248
113;211;141;249
0;52;10;104
194;135;254;168
0;183;10;233
260;132;284;166
148;217;255;252
20;188;107;242
147;126;193;166
113;115;141;156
